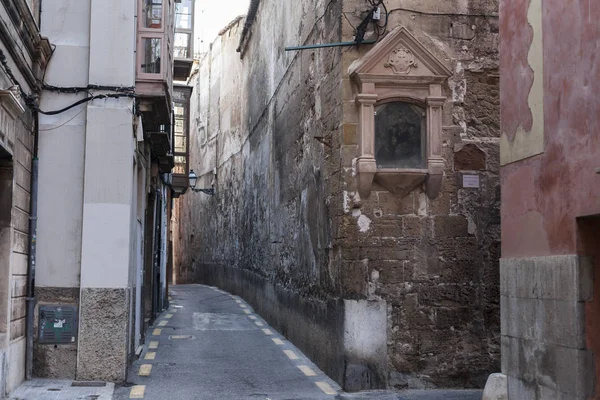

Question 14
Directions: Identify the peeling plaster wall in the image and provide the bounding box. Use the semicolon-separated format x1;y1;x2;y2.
500;0;600;258
500;0;600;398
177;1;348;384
176;0;500;390
178;0;342;302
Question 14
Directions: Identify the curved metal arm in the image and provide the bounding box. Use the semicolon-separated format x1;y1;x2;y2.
191;188;215;196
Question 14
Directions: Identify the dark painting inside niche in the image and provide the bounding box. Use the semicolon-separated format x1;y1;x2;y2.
375;102;426;169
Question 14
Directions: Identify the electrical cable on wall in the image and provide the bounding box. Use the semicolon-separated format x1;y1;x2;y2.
0;49;137;117
348;0;497;46
36;93;136;115
353;0;388;44
42;83;135;95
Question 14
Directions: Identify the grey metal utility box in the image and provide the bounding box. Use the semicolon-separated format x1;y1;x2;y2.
38;305;78;344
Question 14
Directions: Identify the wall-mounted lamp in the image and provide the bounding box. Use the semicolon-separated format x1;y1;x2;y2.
188;169;214;196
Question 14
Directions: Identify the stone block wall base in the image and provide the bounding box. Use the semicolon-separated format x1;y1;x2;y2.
500;255;595;399
194;263;388;391
76;288;129;382
7;338;26;394
33;287;79;379
0;347;6;397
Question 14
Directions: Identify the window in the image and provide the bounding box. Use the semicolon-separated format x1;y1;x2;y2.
173;102;188;174
142;38;161;74
175;0;193;30
375;102;426;169
175;33;192;59
143;0;163;29
175;0;193;60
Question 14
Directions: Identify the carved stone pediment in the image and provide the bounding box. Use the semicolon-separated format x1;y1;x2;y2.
349;27;451;85
349;27;451;200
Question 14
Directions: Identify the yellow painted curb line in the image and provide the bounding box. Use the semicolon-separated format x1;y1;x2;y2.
315;381;336;395
130;385;145;398
139;364;152;377
298;365;317;376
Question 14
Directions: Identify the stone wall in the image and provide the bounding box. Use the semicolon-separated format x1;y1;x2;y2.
176;0;500;390
500;256;595;399
0;75;36;395
176;0;344;303
0;8;49;388
175;0;351;384
338;0;500;389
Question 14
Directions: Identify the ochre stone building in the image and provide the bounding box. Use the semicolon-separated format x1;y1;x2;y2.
0;1;51;394
174;0;500;391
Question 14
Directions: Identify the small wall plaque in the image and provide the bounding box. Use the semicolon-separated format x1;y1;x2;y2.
462;174;480;189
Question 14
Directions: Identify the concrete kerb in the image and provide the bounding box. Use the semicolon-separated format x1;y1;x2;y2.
8;379;114;399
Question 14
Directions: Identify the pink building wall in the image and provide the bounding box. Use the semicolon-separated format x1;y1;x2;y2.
500;0;599;398
501;0;600;258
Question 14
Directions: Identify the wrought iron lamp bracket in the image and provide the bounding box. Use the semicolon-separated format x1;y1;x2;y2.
191;188;215;196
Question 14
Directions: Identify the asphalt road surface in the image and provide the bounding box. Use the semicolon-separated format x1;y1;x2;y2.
113;284;339;400
113;284;483;400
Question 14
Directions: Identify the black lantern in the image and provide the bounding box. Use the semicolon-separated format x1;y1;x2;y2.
188;169;214;196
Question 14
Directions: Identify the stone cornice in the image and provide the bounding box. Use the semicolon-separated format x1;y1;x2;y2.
0;0;52;92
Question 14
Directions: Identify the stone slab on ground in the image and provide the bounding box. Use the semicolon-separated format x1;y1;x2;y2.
337;389;483;400
482;373;507;400
8;379;114;400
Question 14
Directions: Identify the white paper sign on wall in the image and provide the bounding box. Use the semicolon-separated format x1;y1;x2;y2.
462;174;480;189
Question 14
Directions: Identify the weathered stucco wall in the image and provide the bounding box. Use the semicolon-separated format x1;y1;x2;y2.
499;0;599;398
176;0;349;384
500;0;600;258
176;0;500;390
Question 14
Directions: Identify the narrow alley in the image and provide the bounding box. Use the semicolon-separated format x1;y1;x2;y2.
114;285;340;400
109;285;483;400
0;0;597;399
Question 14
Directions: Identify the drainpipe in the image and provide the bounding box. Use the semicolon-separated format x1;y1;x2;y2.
25;111;39;380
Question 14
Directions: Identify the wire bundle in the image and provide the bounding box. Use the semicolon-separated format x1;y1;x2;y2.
0;49;136;116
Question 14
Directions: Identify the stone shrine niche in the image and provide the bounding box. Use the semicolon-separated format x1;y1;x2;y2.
349;27;451;199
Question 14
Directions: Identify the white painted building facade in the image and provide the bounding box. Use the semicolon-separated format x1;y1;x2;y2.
29;0;188;385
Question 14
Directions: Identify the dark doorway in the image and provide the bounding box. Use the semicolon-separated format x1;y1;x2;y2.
577;215;600;399
0;149;13;337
